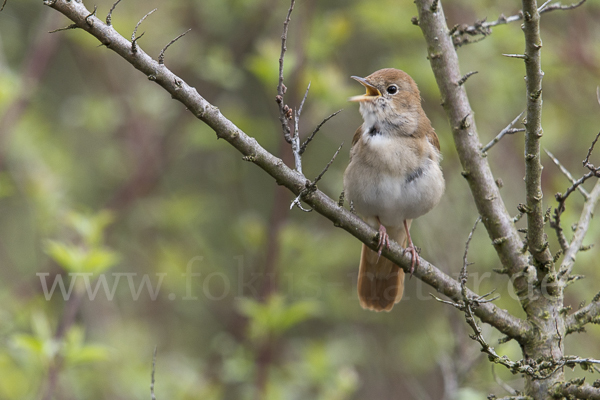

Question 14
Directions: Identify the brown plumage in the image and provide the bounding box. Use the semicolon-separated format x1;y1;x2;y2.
357;223;409;311
344;68;445;312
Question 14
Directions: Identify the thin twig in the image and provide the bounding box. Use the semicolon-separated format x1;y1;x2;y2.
462;217;481;279
545;149;589;198
299;109;342;155
0;0;7;12
290;143;343;212
583;131;600;171
482;111;525;154
131;8;157;53
457;71;478;86
502;53;527;59
537;0;553;12
492;364;519;396
541;0;587;13
559;179;600;279
49;24;78;33
106;0;122;26
313;142;343;186
443;217;563;379
290;82;310;174
276;0;295;144
452;0;586;40
151;346;157;400
158;29;191;65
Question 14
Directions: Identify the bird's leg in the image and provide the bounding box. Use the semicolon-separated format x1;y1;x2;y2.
403;219;419;277
376;217;390;261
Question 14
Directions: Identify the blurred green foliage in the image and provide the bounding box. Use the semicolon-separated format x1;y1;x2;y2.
1;0;600;399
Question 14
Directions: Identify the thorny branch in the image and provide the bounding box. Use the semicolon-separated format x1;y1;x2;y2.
521;0;553;270
550;132;600;270
558;179;600;280
451;0;587;46
432;218;550;379
44;0;530;341
416;0;532;297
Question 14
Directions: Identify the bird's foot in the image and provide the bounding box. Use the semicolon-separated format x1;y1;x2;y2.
376;224;390;261
403;245;420;277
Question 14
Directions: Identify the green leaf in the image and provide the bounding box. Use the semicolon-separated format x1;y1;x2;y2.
44;240;87;272
237;295;320;341
66;210;114;247
82;247;120;274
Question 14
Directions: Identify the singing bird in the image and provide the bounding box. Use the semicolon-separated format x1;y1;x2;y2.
343;68;445;312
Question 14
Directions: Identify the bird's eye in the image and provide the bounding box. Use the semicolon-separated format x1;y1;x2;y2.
386;85;398;94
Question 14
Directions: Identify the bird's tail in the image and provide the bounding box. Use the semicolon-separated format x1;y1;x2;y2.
357;222;410;312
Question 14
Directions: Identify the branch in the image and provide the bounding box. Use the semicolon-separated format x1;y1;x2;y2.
545;148;589;252
158;28;191;65
44;0;531;341
481;111;525;154
559;175;600;280
433;218;543;378
451;0;586;44
291;82;310;174
545;149;589;199
521;0;553;269
415;0;530;296
276;0;295;144
299;109;342;155
554;382;600;400
566;293;600;334
151;347;157;400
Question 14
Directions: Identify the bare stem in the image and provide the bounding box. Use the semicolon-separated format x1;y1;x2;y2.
482;111;525;154
276;0;295;144
522;0;552;269
559;179;600;279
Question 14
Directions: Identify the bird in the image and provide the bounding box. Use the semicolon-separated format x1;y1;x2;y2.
343;68;445;312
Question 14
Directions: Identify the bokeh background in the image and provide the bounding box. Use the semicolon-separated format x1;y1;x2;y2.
1;0;600;399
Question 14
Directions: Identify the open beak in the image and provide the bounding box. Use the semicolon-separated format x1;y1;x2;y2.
349;76;381;102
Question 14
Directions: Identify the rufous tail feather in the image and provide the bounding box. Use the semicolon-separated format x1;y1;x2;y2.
357;221;411;312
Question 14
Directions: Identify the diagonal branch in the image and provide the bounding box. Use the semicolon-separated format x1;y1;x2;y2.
554;382;600;400
44;0;531;342
559;179;600;280
481;110;525;154
566;296;600;334
415;0;530;297
545;149;589;199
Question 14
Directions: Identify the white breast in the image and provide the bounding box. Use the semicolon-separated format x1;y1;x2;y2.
343;133;444;229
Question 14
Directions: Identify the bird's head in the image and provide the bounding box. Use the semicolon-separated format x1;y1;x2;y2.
349;68;422;128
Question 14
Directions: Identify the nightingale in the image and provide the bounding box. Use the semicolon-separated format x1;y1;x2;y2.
343;68;445;312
